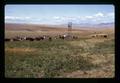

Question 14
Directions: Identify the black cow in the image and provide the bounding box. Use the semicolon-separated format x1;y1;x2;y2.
35;36;45;41
26;37;35;41
59;35;65;39
48;37;52;41
72;36;78;39
5;38;11;41
35;37;41;41
103;35;107;38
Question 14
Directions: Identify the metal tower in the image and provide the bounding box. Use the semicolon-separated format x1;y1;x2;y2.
68;22;72;36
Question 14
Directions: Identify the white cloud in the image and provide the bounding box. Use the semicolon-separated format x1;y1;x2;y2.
53;16;60;19
5;16;31;20
106;12;114;17
94;12;104;17
5;12;114;24
85;16;93;19
77;12;104;21
53;16;77;20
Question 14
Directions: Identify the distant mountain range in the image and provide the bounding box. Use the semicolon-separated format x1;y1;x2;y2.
5;22;114;30
59;22;114;28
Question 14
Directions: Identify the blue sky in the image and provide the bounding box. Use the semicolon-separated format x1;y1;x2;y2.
5;5;114;25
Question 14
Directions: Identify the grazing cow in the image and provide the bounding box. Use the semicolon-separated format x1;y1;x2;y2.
43;35;51;40
54;36;58;39
63;34;67;38
13;36;23;41
26;37;34;41
35;37;41;41
22;37;27;41
43;35;46;39
59;34;74;40
59;35;65;39
35;36;46;41
40;36;45;40
5;38;11;41
48;37;52;41
59;35;62;39
72;36;78;39
92;35;95;38
91;34;108;38
104;35;107;38
99;34;108;38
12;38;21;41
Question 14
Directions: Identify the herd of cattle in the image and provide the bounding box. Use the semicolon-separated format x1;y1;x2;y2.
91;34;108;38
5;33;108;42
5;34;79;42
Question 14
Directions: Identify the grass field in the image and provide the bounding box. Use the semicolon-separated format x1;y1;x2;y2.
5;24;115;78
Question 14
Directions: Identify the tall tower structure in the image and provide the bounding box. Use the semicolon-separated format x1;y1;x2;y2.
68;22;72;36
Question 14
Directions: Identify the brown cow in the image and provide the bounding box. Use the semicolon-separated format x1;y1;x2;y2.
91;34;108;38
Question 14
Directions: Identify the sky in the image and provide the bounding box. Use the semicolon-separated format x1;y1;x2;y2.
5;5;114;25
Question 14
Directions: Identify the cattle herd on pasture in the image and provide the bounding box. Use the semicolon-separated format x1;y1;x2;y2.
5;34;79;42
91;34;108;38
5;33;108;42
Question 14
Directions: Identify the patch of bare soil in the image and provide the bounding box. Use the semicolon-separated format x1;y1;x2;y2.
5;47;37;52
60;66;114;78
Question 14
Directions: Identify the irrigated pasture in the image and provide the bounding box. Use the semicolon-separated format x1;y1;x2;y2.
5;24;115;78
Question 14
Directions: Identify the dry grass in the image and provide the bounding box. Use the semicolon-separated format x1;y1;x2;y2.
61;67;114;78
60;53;114;78
5;23;115;78
85;38;108;44
66;37;115;78
5;47;38;53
